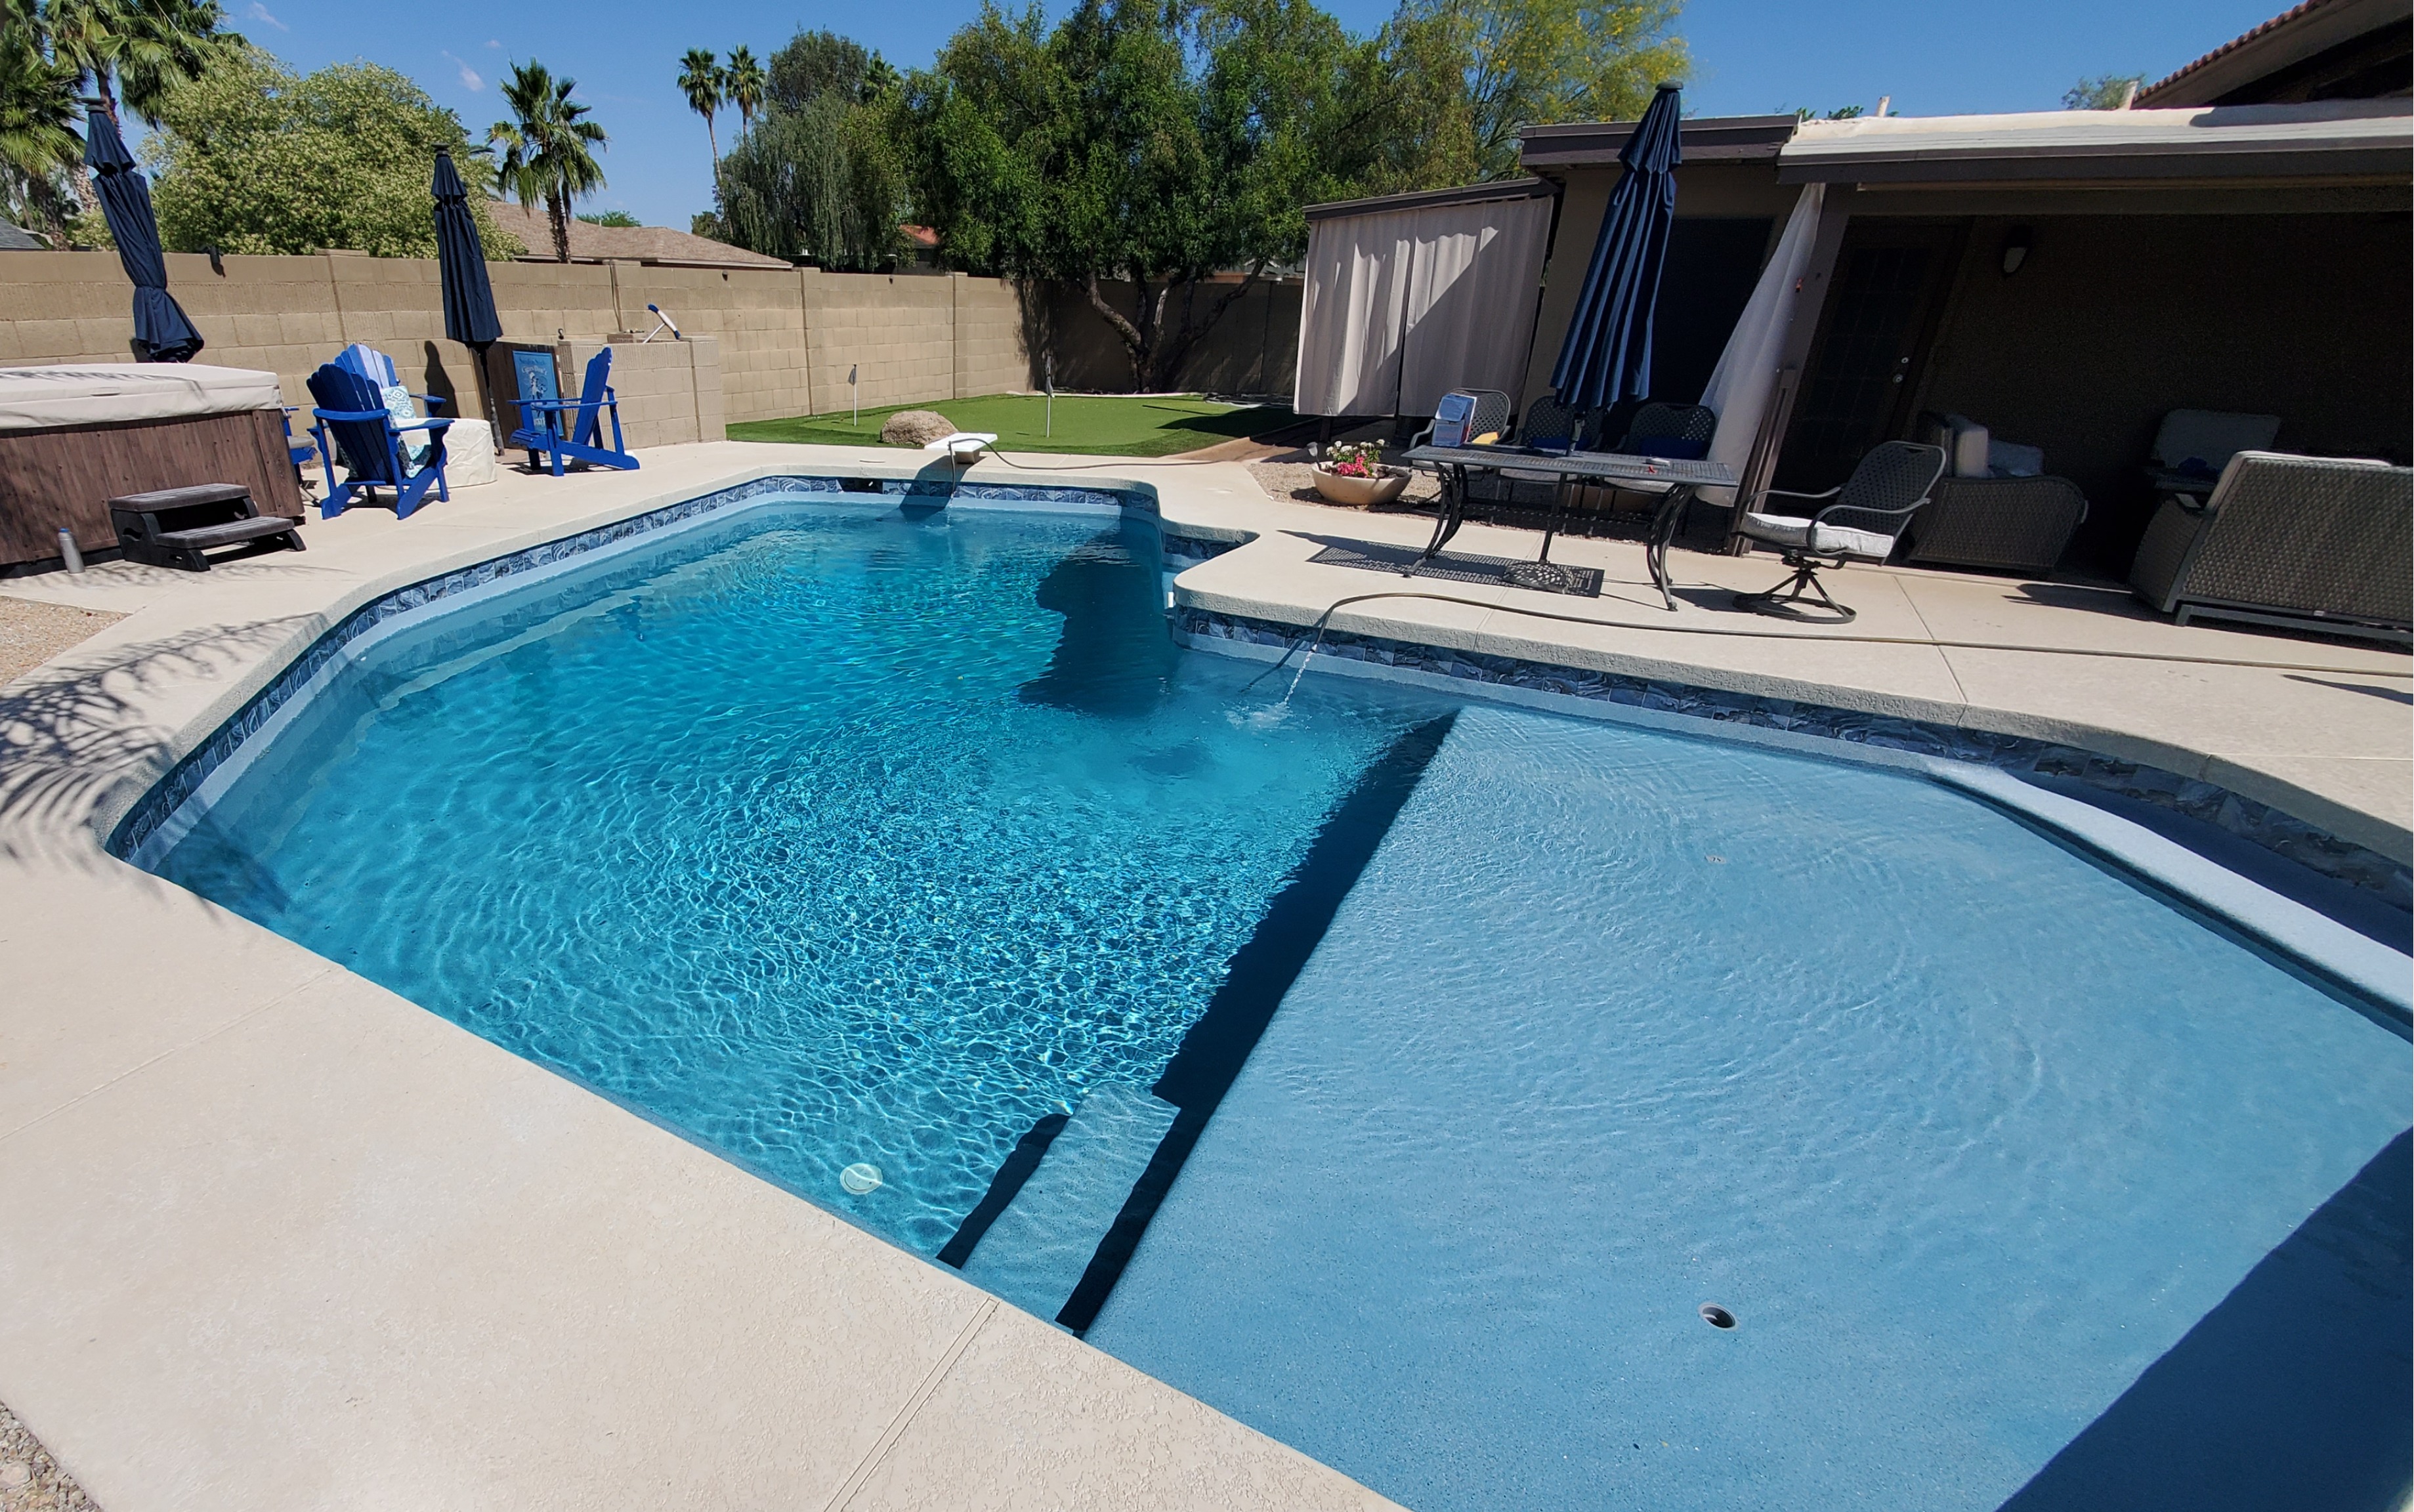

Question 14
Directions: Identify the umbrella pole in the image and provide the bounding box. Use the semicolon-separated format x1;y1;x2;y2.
473;341;503;452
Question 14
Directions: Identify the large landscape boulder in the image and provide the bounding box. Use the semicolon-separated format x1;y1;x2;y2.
881;410;956;446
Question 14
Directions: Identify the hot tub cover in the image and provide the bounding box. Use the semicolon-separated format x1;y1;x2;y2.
0;364;284;430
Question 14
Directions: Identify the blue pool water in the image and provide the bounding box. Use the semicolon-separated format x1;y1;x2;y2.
157;499;1447;1251
151;494;2412;1509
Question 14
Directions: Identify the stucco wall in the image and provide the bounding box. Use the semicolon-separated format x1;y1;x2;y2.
0;252;1055;432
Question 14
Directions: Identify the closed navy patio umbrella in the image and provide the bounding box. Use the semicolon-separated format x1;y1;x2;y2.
83;105;202;362
1548;83;1683;419
431;148;503;439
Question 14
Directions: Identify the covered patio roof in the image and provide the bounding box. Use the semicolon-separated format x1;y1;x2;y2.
1777;98;2413;184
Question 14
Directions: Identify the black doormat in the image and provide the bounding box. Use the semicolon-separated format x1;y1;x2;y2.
1307;539;1605;597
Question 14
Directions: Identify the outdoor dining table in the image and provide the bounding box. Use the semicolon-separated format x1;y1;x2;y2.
1401;443;1737;610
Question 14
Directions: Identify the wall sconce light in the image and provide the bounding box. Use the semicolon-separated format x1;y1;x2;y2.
2001;225;2033;276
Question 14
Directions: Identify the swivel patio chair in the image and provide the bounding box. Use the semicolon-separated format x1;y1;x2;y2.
305;363;452;520
1731;440;1945;622
509;346;640;476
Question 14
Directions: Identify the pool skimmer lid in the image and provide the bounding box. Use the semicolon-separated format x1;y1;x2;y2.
1699;1303;1736;1330
839;1163;883;1195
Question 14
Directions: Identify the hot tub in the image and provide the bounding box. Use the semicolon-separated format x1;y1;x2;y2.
0;362;303;570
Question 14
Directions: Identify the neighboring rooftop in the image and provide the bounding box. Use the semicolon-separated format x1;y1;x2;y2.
485;201;794;270
2136;0;2413;108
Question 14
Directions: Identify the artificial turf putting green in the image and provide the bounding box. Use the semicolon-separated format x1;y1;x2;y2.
727;393;1294;457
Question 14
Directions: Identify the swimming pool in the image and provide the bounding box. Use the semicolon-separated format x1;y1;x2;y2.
142;490;2411;1510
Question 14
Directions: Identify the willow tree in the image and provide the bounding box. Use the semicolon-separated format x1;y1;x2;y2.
711;29;904;271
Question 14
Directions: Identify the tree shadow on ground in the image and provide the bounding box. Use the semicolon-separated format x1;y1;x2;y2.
0;618;303;864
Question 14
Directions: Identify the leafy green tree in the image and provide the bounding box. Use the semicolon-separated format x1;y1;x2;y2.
490;59;606;263
903;0;1473;388
724;43;765;129
2064;73;2143;110
1395;0;1686;179
767;28;876;113
142;43;522;257
677;47;722;161
578;208;640;226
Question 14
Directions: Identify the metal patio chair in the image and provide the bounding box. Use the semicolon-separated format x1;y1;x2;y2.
1597;401;1719;530
1731;440;1946;622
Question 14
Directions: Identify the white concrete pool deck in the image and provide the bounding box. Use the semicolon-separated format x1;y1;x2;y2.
0;440;2405;1510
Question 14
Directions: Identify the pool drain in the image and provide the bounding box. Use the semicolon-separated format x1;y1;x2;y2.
1699;1303;1735;1330
839;1163;884;1195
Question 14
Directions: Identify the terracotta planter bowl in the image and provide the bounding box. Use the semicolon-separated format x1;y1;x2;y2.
1312;463;1410;508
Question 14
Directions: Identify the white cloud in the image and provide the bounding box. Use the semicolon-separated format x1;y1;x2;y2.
442;50;483;92
484;38;502;49
244;1;288;30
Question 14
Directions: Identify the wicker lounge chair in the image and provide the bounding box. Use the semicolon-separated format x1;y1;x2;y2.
2128;450;2411;642
1731;441;1945;621
1903;474;2090;576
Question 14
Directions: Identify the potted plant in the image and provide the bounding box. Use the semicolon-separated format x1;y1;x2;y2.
1312;442;1410;507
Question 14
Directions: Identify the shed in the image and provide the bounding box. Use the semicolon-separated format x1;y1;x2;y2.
1292;178;1556;420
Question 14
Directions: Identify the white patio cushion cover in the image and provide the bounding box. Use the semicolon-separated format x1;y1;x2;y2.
1741;511;1898;560
0;364;282;430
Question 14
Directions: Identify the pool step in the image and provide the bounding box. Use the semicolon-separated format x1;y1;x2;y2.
956;1083;1179;1324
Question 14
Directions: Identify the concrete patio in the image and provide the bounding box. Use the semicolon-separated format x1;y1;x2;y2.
0;439;2403;1510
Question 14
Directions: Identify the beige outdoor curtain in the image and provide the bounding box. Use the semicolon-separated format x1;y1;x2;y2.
1697;182;1825;509
1294;194;1554;418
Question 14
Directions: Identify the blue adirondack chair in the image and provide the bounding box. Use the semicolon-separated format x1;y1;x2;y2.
306;363;452;519
509;346;640;476
282;406;317;498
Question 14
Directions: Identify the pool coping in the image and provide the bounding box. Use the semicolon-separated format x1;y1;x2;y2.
0;440;2406;1511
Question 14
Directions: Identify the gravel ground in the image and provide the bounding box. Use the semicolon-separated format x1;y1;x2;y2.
0;1401;100;1512
1246;460;1442;510
0;597;122;687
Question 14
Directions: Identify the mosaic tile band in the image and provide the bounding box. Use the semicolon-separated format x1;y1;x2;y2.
106;471;2409;914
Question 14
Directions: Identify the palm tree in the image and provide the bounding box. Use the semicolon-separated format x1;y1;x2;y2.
723;44;764;133
37;0;231;218
43;0;229;121
677;46;721;161
490;59;607;264
0;26;81;242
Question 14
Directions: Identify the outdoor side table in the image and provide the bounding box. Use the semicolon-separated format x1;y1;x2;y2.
1403;444;1735;608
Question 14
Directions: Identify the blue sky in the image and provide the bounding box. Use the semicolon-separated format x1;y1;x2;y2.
244;0;2285;230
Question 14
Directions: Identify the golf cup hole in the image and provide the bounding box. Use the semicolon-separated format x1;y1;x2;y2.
1699;1303;1736;1330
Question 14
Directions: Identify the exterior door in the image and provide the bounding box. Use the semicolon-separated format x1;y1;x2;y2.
1776;220;1964;494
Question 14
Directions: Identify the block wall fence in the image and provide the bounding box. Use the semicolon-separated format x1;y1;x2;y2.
0;251;1303;434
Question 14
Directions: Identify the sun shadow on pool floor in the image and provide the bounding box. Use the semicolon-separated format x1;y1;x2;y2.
1997;1129;2412;1512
